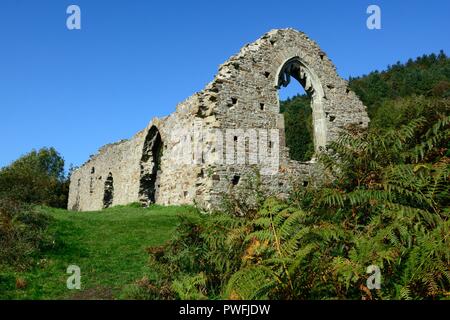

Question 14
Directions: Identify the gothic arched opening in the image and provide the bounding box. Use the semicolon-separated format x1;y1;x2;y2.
139;126;163;206
103;172;114;209
277;57;327;162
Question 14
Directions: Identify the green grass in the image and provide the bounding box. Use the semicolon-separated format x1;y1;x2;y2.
0;204;198;300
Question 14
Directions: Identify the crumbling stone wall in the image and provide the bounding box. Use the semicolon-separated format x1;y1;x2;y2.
68;28;369;212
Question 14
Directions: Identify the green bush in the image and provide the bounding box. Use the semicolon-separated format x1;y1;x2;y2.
0;199;55;270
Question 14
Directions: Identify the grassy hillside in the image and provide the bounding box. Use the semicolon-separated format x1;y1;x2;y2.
0;204;197;300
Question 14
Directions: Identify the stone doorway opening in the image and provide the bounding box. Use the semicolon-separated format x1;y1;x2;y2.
139;126;163;206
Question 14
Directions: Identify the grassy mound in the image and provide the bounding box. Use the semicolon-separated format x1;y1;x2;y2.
0;204;197;300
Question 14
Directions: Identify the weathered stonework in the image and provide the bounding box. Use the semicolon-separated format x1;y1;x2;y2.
68;28;369;212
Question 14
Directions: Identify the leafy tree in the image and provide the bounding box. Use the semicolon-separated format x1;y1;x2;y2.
0;147;69;208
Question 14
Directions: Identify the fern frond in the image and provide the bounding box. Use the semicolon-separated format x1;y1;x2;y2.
224;266;277;300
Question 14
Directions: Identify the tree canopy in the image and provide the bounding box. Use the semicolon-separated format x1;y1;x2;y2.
0;147;69;208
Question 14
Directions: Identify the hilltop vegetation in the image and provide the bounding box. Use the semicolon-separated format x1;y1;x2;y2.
349;50;450;116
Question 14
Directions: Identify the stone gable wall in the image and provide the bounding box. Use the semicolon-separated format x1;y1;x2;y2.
68;28;369;211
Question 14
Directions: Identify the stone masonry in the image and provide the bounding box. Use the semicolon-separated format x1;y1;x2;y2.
68;28;369;211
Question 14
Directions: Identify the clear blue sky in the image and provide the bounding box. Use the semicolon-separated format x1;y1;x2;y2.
1;0;449;169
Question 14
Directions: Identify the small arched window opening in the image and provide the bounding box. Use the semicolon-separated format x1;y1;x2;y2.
89;167;95;194
103;172;114;209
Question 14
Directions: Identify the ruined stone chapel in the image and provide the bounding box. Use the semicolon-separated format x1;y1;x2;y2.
68;28;369;211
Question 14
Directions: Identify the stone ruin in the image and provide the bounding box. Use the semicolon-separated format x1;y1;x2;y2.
68;28;369;211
